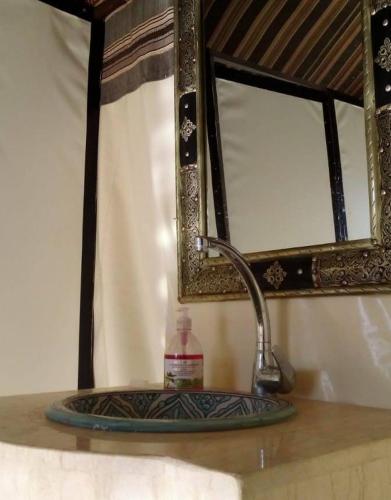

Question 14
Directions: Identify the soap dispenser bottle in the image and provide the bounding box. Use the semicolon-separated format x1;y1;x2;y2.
164;307;203;390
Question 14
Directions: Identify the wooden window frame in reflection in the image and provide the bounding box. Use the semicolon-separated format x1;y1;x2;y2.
205;52;366;245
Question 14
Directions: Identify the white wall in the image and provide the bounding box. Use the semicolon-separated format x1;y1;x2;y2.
0;0;90;395
96;76;391;410
190;295;391;409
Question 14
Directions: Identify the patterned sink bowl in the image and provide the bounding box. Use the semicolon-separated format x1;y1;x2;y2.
46;389;296;433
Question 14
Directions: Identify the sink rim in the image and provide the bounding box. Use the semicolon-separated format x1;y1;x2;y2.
45;388;296;433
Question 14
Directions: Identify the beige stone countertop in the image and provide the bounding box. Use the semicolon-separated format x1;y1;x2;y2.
1;389;391;499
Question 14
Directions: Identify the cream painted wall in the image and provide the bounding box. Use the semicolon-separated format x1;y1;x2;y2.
190;296;391;409
96;77;391;410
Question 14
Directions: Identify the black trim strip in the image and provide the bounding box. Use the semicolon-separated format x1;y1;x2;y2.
205;50;230;242
323;97;348;242
215;61;325;103
330;89;363;108
213;59;363;108
371;6;391;108
179;92;197;166
37;0;92;21
78;19;105;390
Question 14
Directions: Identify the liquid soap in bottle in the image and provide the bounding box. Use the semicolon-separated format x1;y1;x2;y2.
164;307;203;390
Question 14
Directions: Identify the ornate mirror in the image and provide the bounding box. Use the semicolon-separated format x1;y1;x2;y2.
175;0;391;301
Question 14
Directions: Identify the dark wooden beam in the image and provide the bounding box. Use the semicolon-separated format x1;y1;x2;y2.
77;19;105;390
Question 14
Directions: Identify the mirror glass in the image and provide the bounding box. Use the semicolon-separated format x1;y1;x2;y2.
203;0;370;255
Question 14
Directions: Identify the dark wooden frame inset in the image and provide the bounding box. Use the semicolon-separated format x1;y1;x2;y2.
204;51;231;243
77;19;105;390
322;97;348;241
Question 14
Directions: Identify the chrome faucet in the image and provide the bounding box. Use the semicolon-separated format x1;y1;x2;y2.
195;236;295;396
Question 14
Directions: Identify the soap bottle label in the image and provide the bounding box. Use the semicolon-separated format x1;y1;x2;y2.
164;354;203;389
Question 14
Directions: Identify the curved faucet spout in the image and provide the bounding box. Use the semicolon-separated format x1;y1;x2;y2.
195;235;295;395
196;236;271;351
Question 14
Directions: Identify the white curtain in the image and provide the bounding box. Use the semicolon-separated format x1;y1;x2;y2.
94;77;176;387
0;0;90;395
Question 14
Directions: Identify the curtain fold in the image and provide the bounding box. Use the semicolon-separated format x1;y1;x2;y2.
0;0;90;395
101;0;174;104
94;0;175;387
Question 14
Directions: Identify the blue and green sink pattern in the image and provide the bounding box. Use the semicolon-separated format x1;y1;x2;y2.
46;389;296;433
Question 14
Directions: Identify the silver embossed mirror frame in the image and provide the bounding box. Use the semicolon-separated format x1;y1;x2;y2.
175;0;391;301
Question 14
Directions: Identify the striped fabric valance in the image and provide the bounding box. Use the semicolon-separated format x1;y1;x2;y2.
101;0;174;104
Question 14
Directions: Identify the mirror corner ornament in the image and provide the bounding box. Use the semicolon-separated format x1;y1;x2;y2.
176;0;391;300
374;37;391;71
373;1;391;14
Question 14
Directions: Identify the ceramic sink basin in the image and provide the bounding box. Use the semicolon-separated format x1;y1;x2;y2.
46;389;296;433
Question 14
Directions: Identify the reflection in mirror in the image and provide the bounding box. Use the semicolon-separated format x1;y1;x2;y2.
203;0;370;255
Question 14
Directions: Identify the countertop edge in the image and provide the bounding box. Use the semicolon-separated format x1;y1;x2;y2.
242;435;391;497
